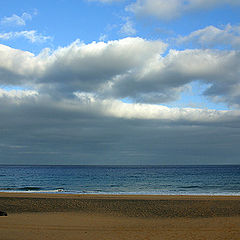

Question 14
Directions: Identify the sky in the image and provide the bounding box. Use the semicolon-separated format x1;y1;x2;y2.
0;0;240;165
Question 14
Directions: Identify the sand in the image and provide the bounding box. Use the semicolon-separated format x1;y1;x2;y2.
0;193;240;240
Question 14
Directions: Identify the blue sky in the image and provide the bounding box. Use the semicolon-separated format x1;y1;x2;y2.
1;0;239;109
0;0;240;164
1;0;239;49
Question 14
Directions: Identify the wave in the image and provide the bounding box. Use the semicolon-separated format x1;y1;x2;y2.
0;188;240;196
0;186;65;193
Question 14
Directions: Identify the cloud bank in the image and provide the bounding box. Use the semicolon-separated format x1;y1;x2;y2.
1;89;240;165
1;37;240;164
1;37;240;106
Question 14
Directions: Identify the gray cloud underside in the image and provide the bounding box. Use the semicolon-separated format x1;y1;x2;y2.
1;94;240;164
1;37;240;164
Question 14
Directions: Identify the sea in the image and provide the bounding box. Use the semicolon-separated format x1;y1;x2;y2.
0;165;240;195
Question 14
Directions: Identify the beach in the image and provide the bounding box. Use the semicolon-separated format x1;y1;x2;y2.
0;193;240;239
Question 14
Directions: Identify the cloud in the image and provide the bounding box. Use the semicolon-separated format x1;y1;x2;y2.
127;0;240;20
1;12;32;26
126;0;182;20
0;88;38;99
176;24;240;49
99;34;108;41
1;90;240;164
73;93;240;122
36;38;167;97
0;11;50;45
119;18;137;36
1;38;240;164
101;48;240;107
2;89;238;122
1;37;240;108
0;44;39;85
0;30;53;43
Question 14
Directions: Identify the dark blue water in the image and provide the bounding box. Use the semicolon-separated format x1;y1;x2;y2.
0;165;240;195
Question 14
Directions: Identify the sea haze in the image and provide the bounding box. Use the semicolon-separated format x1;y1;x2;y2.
0;165;239;195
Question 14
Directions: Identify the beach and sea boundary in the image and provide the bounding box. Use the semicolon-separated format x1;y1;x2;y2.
1;165;240;239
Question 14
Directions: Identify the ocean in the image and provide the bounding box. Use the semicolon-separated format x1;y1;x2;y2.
0;165;239;195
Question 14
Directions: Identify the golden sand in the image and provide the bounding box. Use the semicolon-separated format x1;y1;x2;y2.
0;193;240;240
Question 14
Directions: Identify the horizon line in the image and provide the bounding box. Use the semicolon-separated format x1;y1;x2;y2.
0;164;239;167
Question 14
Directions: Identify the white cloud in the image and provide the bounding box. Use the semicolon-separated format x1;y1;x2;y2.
0;30;52;43
36;38;167;96
0;44;39;84
0;38;240;107
127;0;240;20
103;48;240;106
74;94;240;122
127;0;182;20
99;34;108;41
0;86;239;123
0;88;38;99
119;18;136;36
176;24;240;49
1;12;32;26
0;32;13;40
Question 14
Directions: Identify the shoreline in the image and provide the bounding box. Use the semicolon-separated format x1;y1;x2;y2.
1;191;240;197
1;191;240;198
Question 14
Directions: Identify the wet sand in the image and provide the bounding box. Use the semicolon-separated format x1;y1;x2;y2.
0;193;240;239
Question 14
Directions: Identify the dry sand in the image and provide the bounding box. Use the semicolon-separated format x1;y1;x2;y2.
0;193;240;240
